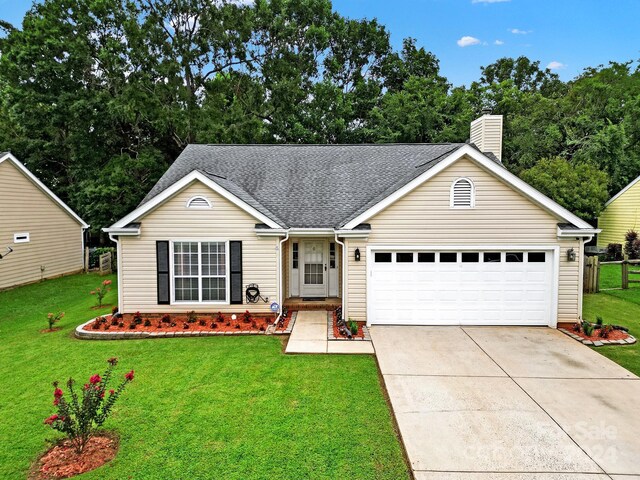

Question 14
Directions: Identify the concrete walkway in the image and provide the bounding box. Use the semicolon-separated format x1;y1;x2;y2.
285;310;374;354
371;326;640;479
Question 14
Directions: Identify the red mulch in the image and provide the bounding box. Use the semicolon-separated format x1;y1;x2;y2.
85;312;274;333
571;326;631;342
332;312;364;339
30;435;118;479
274;311;295;332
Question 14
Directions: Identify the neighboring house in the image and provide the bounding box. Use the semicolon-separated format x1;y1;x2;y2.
105;114;598;327
597;175;640;248
0;153;89;290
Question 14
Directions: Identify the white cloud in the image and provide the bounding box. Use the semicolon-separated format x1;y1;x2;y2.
546;61;566;70
457;36;481;47
509;28;532;35
472;0;510;3
494;39;504;45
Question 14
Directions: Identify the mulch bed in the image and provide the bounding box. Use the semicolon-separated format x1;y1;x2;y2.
332;311;365;339
570;327;630;342
85;312;274;333
274;311;294;332
30;434;118;479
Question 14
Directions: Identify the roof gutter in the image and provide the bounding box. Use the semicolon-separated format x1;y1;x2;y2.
557;227;601;238
102;226;141;236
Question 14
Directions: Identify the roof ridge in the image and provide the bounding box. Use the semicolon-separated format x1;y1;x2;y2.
193;143;464;147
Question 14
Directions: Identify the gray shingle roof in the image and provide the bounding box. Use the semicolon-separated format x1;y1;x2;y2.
141;143;468;228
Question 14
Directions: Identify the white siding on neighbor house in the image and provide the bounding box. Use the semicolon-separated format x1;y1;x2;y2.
0;160;84;290
345;156;581;324
118;181;278;314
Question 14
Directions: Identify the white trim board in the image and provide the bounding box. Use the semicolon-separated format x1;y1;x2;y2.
0;152;89;228
342;144;594;231
605;174;640;207
108;171;282;231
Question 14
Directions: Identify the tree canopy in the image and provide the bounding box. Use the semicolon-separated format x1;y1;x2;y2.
0;0;638;234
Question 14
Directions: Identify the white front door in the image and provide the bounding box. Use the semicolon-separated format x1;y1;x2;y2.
301;240;326;297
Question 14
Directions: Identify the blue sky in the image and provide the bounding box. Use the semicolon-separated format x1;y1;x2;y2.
1;0;639;86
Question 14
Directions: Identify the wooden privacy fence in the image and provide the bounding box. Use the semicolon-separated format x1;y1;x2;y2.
584;256;600;293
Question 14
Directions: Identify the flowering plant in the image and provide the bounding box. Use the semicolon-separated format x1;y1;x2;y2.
46;311;65;330
90;280;112;307
44;357;134;453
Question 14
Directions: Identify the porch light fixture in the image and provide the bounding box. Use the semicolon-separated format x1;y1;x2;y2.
567;248;576;262
355;248;361;262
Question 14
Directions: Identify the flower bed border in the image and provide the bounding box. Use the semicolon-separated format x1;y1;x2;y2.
76;317;272;340
559;328;636;347
327;312;371;341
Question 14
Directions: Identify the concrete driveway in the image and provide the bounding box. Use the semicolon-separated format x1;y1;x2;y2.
370;326;640;479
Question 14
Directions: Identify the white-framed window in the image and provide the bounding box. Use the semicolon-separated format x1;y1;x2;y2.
450;178;475;208
171;241;229;303
186;196;211;209
13;232;30;243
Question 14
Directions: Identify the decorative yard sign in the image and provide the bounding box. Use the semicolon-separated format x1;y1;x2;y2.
270;302;280;313
99;252;112;275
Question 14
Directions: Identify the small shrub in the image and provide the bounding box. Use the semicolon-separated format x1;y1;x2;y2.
235;323;241;329
92;322;101;330
118;321;124;328
156;322;163;328
582;322;594;337
199;319;207;327
216;312;225;323
129;323;136;330
251;320;258;329
110;316;119;326
596;316;604;326
46;312;65;330
103;324;110;331
606;243;623;261
348;319;359;336
600;324;613;338
243;310;252;323
225;320;231;326
572;322;581;332
183;322;189;329
187;311;197;323
625;230;640;259
133;311;143;325
161;314;171;324
90;280;112;308
143;319;151;327
210;322;218;329
259;325;265;332
44;357;134;454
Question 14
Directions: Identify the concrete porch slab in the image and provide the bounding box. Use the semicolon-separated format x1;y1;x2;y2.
464;327;636;379
370;326;506;377
516;377;640;475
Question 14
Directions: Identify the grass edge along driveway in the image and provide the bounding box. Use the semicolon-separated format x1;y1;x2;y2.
0;273;409;480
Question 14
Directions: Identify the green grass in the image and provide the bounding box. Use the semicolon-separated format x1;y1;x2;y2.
598;263;640;305
0;274;409;480
584;287;640;377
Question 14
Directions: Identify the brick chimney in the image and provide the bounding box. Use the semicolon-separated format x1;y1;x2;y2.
470;109;503;162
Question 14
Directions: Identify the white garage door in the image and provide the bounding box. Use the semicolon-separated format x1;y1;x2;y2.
368;249;555;326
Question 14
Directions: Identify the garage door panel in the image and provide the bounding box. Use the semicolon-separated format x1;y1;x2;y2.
369;248;554;326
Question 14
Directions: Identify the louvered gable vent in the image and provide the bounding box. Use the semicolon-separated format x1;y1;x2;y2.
451;178;474;208
186;196;211;209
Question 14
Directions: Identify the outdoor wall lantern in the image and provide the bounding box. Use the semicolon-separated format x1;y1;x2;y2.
567;248;576;262
355;248;361;262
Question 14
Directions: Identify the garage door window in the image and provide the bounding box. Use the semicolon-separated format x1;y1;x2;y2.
461;252;479;263
528;252;546;262
506;252;524;262
396;252;414;263
375;252;392;263
440;252;457;262
483;252;501;262
418;252;435;262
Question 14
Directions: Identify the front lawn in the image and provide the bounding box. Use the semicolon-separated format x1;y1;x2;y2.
584;289;640;377
0;273;409;479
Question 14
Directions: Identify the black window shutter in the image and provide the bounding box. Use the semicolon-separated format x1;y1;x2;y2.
156;241;170;305
230;241;243;304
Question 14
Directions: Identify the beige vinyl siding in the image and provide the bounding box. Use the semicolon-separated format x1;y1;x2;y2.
118;181;278;314
597;178;640;247
0;161;84;290
345;155;581;323
345;238;367;320
470;115;503;161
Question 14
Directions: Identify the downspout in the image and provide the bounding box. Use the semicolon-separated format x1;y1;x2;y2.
277;230;290;323
108;233;123;314
578;235;594;321
334;231;347;317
